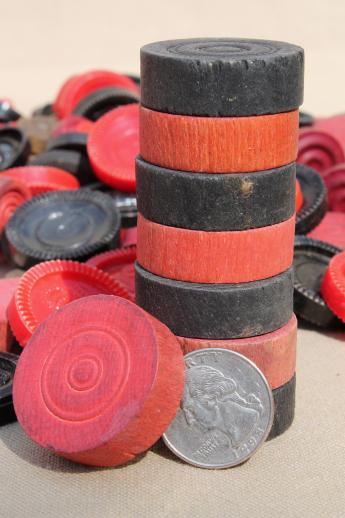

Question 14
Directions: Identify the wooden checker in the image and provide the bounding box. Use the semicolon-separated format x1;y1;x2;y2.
140;107;298;173
13;295;185;466
178;315;297;390
137;213;295;284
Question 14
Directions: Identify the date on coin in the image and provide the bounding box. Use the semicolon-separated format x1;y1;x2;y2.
163;348;274;469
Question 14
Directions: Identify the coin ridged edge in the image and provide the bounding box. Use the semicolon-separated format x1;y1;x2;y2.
162;348;274;469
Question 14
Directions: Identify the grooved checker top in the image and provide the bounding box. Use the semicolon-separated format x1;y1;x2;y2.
141;38;304;116
13;295;185;466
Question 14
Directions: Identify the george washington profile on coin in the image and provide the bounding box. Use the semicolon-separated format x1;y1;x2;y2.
182;365;263;448
163;348;274;468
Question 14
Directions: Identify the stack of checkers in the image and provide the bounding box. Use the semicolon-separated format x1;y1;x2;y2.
136;38;304;440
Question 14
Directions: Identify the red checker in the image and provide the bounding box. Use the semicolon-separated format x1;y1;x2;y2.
3;166;80;196
120;226;137;247
328;190;345;212
13;294;185;466
87;104;139;192
53;75;79;119
87;245;136;301
324;163;345;211
308;212;345;250
137;213;295;284
321;250;345;322
7;260;131;347
53;70;139;119
178;315;297;390
0;175;31;233
0;277;20;352
298;129;345;175
52;115;94;138
296;179;304;212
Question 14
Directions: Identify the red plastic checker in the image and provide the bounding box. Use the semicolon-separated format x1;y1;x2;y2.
297;129;345;174
87;245;136;301
327;190;345;212
53;75;79;119
8;260;131;347
308;212;345;250
323;163;345;211
3;166;80;196
314;114;345;148
0;277;19;352
324;163;345;188
53;70;139;119
52;115;94;138
87;104;139;192
321;250;345;321
296;179;304;212
13;294;185;467
0;175;31;233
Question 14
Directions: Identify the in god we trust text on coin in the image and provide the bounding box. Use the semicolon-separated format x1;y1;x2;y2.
163;348;274;469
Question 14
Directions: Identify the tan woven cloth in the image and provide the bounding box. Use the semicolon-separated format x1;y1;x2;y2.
0;327;344;518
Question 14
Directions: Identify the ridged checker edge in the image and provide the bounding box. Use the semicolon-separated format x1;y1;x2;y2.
4;189;121;261
87;244;137;269
293;235;341;325
73;87;139;117
12;259;131;337
296;164;327;234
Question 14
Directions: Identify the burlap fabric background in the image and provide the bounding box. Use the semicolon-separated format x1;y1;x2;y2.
1;1;345;515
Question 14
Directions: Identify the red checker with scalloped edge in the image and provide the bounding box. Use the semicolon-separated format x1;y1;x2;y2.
87;246;136;301
3;166;80;196
7;260;131;347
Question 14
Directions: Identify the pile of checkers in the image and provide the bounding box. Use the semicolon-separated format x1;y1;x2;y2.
136;38;304;460
294;113;345;328
0;38;345;469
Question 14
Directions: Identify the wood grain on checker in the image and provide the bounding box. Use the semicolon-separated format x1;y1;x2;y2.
137;213;295;284
140;107;298;173
140;39;304;117
136;157;296;231
178;315;297;390
13;295;185;467
135;263;294;339
269;374;296;440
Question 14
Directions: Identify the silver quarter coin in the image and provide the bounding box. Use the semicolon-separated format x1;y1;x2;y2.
163;348;274;469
